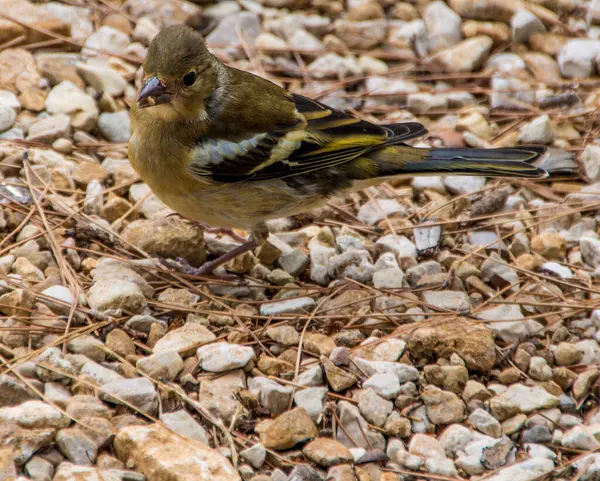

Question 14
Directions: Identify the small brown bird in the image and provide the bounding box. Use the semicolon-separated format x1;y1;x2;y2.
129;25;546;275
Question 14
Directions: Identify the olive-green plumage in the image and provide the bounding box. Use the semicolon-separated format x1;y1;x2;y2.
129;25;547;274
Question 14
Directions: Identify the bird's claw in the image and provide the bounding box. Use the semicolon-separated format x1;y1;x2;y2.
159;256;241;281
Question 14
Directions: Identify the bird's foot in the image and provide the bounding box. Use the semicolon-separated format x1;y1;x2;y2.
160;257;240;281
160;239;257;279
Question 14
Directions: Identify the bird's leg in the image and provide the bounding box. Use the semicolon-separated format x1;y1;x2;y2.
163;223;269;277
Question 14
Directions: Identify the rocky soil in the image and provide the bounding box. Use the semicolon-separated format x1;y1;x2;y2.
0;0;600;481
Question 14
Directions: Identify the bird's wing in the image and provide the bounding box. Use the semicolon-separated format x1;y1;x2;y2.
187;94;427;183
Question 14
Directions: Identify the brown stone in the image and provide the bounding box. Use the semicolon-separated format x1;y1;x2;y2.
406;318;496;372
0;48;40;93
102;13;132;36
114;423;240;481
531;233;566;260
121;217;207;267
462;20;511;43
257;355;294;376
257;408;318;450
72;162;110;186
323;357;358;392
303;438;353;467
523;52;562;84
304;333;336;357
529;32;569;57
449;0;516;22
100;196;133;223
106;328;136;358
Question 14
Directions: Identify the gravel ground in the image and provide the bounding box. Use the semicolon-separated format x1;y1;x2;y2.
0;0;599;481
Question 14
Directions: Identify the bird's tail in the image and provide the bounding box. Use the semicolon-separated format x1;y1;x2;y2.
368;145;548;179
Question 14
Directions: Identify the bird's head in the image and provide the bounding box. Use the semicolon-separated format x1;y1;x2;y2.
137;25;223;121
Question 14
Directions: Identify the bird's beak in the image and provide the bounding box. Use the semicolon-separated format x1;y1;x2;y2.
137;77;172;109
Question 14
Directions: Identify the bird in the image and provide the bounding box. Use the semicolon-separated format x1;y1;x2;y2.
129;24;547;276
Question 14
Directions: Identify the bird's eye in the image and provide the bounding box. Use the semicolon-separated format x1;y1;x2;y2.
183;71;196;86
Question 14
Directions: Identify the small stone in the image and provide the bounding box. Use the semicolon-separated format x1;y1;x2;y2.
363;373;400;400
122;217;206;267
358;199;404;225
84;26;129;56
113;423;239;481
13;257;44;282
25;456;54;481
76;63;127;96
266;325;299;346
98;111;130;142
132;17;159;46
470;408;502;437
249;377;292;415
522;425;552;444
582;237;600;267
333;19;387;49
136;350;183;382
0;105;16;132
490;75;535;109
414;222;442;255
323;357;358;392
307;53;361;80
278;248;309;276
372;267;404;289
562;425;600;450
101;378;158;416
358;388;393;427
511;9;545;44
197;342;255;372
384;411;412;438
257;408;318;450
462;20;510;43
206;12;260;58
490;384;559;417
408;318;495;371
423;0;462;52
581;145;600;182
0;400;69;429
498;367;521;385
519;115;554;144
88;279;146;314
422;385;466;424
426;36;493;73
304;333;336;357
353;358;419;383
260;297;315;316
558;40;600;78
529;357;553;382
238;445;265;471
106;328;135;358
293;387;328;421
67;335;105;363
409;433;446;459
55;428;97;465
26;115;71;144
157;288;199;307
153;322;215;357
72;162;110;186
303;438;353;467
159;410;208;444
423;291;470;312
477;304;544;344
407;93;448;114
572;368;599;400
337;401;385;450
